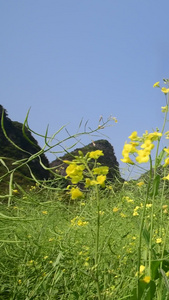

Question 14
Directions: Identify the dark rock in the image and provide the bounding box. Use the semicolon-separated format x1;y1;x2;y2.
0;105;50;183
50;139;122;182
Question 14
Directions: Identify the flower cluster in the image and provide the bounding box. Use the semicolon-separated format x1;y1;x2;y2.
70;216;88;227
64;150;109;199
65;162;85;184
121;130;162;164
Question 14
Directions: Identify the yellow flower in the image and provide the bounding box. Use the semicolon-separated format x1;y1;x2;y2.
161;87;169;94
142;276;151;284
42;211;48;215
146;204;152;208
165;131;169;139
121;157;134;164
136;150;150;163
96;175;106;185
161;106;168;113
71;216;88;227
99;210;105;215
120;213;126;218
148;132;162;141
70;187;83;199
66;163;84;184
112;117;118;123
141;139;154;151
133;211;139;216
140;265;145;274
85;178;92;188
128;131;138;140
136;265;145;276
164;147;169;155
156;238;162;244
113;207;119;212
77;220;88;226
153;81;160;88
93;166;109;175
18;279;22;285
163;174;169;180
13;189;19;194
162;205;168;209
164;158;169;167
89;150;104;159
122;143;137;155
137;181;144;187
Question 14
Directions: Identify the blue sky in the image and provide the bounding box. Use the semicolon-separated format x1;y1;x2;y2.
1;0;169;179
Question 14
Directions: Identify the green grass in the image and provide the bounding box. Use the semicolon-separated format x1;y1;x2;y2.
0;181;169;300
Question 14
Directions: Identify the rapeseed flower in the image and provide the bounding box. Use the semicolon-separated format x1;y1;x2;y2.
164;147;169;155
92;166;109;175
71;216;88;227
153;81;160;88
156;238;162;244
122;143;137;155
136;149;150;163
121;156;134;164
162;205;168;209
161;106;168;113
13;189;19;193
120;213;126;218
135;265;145;276
128;131;139;141
165;131;169;139
85;175;107;187
141;139;154;151
136;181;144;187
133;211;139;216
65;163;85;184
163;174;169;181
161;87;169;94
142;276;151;283
147;131;162;141
140;265;145;273
112;117;118;123
70;187;83;199
89;150;104;159
164;157;169;167
96;175;106;186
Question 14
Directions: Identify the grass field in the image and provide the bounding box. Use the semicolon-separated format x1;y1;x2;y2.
0;178;169;300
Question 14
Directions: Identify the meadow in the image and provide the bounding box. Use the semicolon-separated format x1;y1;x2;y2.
0;80;169;299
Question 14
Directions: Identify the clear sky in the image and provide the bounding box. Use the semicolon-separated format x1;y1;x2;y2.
1;0;169;179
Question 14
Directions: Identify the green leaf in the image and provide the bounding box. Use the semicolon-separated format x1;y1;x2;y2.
155;149;166;168
151;260;161;280
129;280;156;300
150;174;160;197
142;228;150;246
160;268;169;292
